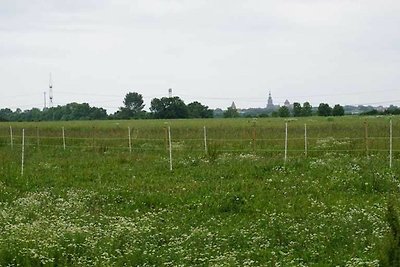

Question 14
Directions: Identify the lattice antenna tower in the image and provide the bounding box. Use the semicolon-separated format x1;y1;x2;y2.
43;92;47;110
49;73;54;107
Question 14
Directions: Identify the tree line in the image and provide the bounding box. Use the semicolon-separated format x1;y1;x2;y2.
0;92;213;122
0;103;108;122
111;92;213;119
0;91;398;122
222;102;344;118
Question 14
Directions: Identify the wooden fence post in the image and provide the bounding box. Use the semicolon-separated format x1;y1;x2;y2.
168;126;172;171
390;119;393;168
128;127;132;153
304;123;307;157
364;121;369;156
10;126;13;149
284;122;288;163
62;127;66;150
21;129;25;176
204;126;208;155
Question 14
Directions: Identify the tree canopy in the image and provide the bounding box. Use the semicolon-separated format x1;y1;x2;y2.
114;92;145;119
302;102;313;116
187;101;213;118
0;103;107;122
223;106;239;118
278;106;290;117
332;104;345;116
150;97;189;119
292;102;302;117
318;103;332;116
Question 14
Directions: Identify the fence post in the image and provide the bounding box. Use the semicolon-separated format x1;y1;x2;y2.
10;126;13;150
204;126;208;155
92;126;96;151
390;119;393;169
252;120;257;152
21;129;25;176
62;127;66;150
168;126;172;171
364;121;369;156
284;122;288;163
304;123;307;157
128;127;132;153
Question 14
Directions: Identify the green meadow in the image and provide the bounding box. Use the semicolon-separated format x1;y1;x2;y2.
0;116;399;266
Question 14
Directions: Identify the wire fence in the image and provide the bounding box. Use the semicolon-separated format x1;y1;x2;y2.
0;119;398;174
0;128;398;153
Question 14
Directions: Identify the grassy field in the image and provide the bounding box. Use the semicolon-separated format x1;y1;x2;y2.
0;116;399;266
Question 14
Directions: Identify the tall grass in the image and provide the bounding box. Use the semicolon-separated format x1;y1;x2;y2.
0;116;398;266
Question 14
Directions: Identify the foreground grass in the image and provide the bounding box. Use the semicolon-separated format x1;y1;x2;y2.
0;116;399;266
0;140;399;266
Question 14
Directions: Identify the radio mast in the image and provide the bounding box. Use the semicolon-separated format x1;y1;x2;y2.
43;92;47;109
49;73;54;107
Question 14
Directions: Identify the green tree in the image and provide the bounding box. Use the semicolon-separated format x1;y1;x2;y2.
88;107;108;120
302;102;313;116
293;102;302;117
40;103;107;121
20;108;42;121
278;106;290;117
0;108;13;121
332;104;345;116
317;103;332;116
187;101;213;118
223;107;239;118
384;105;400;115
117;92;145;119
150;97;188;119
124;92;145;113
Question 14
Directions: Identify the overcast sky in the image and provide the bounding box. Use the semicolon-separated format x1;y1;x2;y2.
1;0;399;113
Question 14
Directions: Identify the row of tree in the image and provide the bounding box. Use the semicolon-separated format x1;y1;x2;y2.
0;91;398;122
361;106;400;116
223;102;344;118
0;103;108;122
271;102;314;118
273;103;344;117
111;92;213;119
0;92;213;122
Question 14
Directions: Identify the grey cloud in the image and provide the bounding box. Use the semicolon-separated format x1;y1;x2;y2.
1;0;400;111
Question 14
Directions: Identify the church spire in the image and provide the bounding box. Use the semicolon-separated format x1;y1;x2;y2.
267;91;274;109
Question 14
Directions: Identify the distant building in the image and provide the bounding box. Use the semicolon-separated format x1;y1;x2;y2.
266;91;279;111
284;99;291;108
266;91;274;109
230;101;237;110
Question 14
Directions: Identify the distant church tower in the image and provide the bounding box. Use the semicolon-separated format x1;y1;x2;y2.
266;91;274;109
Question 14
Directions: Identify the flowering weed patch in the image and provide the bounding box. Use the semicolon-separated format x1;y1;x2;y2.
0;117;399;266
